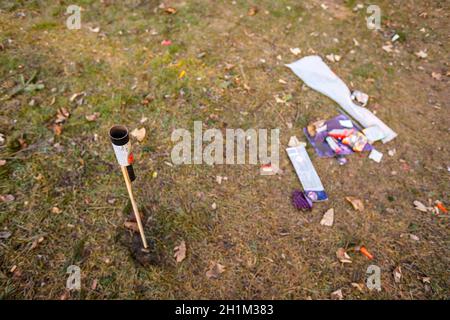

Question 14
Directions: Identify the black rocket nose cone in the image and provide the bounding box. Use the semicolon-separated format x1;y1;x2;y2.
109;125;129;146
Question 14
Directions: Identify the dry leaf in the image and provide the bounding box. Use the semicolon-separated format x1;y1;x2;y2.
30;236;44;250
415;50;428;59
51;206;62;214
331;289;343;300
18;138;27;149
351;282;364;292
247;6;258;16
422;277;431;284
85;112;100;122
431;72;442;81
0;159;6;166
173;240;187;263
91;279;98;290
89;26;100;33
393;266;402;283
413;200;428;212
55;107;70;124
409;234;420;241
140;117;148;124
382;44;393;53
51;124;63;136
320;208;334;227
165;7;177;14
326;54;341;62
290;48;301;56
60;290;70;300
131;127;146;142
206;261;225;279
336;248;352;264
0;194;15;202
124;221;139;232
0;231;12;239
346;197;364;211
70;92;85;102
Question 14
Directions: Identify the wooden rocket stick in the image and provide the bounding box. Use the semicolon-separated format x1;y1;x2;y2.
120;166;148;249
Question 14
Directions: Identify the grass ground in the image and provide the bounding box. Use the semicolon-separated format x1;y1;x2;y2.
0;0;448;299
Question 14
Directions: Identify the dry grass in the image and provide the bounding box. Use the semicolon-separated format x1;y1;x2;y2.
0;0;448;299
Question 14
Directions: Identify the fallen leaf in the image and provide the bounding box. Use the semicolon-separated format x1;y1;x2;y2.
85;112;100;122
69;92;85;102
345;197;364;211
124;221;139;232
247;6;258;16
388;149;396;157
331;289;343;300
336;248;352;264
320;208;334;227
422;277;431;284
51;206;62;214
30;236;44;250
211;202;217;210
206;262;225;279
409;234;420;241
382;44;393;53
55;107;70;124
178;70;186;79
431;72;442;81
18;138;27;149
91;279;98;290
351;282;364;292
413;200;428;212
0;231;12;239
52;124;63;136
131;127;146;142
326;53;341;62
0;133;5;146
89;26;100;33
393;266;402;283
164;7;177;14
290;47;301;56
415;50;428;59
0;194;15;203
0;160;5;166
60;290;70;300
173;240;187;263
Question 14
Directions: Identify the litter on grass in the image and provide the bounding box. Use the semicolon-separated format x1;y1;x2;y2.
304;114;372;159
286;144;328;202
291;190;313;210
286;56;397;143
